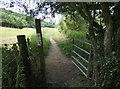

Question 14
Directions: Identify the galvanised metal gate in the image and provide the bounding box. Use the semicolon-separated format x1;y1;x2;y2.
72;38;92;78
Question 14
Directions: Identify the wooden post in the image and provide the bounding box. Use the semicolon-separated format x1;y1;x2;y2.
17;35;32;87
35;19;46;86
27;37;30;46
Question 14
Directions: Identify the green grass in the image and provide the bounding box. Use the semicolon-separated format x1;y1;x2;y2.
52;29;72;56
52;29;90;57
29;28;57;56
1;27;54;87
1;26;55;55
29;35;50;57
1;26;54;56
1;26;36;44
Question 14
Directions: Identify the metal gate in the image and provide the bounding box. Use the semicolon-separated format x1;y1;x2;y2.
72;38;92;78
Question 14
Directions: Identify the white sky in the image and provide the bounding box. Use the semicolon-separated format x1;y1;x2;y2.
0;0;62;24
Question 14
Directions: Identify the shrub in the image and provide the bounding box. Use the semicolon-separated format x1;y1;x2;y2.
98;56;120;87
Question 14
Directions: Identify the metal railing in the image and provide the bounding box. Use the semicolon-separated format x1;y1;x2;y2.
72;38;92;78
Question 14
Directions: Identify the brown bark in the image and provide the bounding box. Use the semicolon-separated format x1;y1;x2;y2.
116;28;120;58
114;2;120;58
104;24;113;56
101;3;113;56
89;22;101;86
82;3;101;86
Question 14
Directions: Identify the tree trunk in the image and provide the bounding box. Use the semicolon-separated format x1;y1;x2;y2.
104;23;113;56
101;3;113;56
116;28;120;58
114;2;120;58
88;22;101;86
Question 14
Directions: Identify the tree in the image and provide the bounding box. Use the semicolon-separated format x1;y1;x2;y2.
38;2;120;86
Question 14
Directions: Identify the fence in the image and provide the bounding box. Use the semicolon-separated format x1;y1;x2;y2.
2;19;46;87
2;43;19;87
72;38;93;78
2;35;39;87
2;43;19;72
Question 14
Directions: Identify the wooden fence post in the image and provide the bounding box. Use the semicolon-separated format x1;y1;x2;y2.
35;19;46;86
17;35;32;87
27;37;30;46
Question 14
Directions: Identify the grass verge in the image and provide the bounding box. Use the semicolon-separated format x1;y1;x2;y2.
29;28;56;58
29;35;51;57
53;29;90;57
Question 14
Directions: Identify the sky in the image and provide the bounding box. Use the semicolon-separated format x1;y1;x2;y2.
0;0;62;24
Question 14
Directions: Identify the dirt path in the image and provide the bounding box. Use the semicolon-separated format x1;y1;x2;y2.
45;37;81;87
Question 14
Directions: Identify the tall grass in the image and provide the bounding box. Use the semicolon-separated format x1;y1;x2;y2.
53;28;90;57
29;35;51;57
29;28;57;58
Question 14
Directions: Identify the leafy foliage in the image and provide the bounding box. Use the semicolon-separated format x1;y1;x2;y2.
39;2;120;56
51;2;120;86
0;8;55;28
53;15;89;57
98;56;120;87
40;2;120;86
0;8;31;28
41;21;55;28
64;13;87;31
58;14;88;41
2;44;25;87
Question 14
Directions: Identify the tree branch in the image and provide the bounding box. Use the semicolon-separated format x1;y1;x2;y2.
69;3;91;22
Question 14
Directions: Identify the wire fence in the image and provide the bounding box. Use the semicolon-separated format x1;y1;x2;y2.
2;43;19;87
2;33;47;87
2;38;38;87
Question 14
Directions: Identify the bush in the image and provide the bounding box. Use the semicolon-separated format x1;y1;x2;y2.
53;14;90;57
98;56;120;87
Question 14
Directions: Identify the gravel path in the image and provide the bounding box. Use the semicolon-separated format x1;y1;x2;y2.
45;37;81;87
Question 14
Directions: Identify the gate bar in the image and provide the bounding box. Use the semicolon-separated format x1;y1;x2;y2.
74;39;91;46
72;56;88;71
72;50;89;63
73;44;90;55
72;61;87;77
